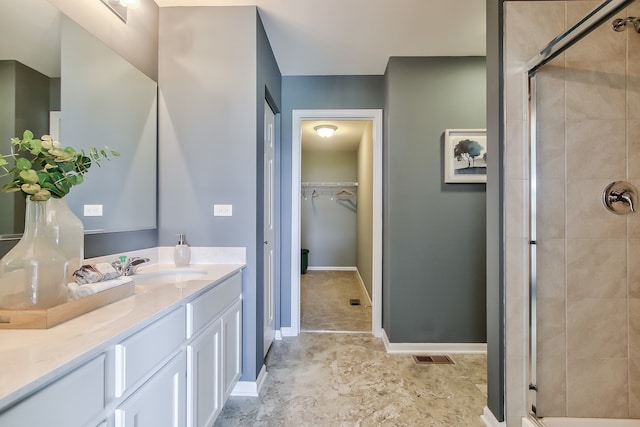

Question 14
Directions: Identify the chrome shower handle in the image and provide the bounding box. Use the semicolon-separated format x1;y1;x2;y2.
608;190;635;212
603;181;638;215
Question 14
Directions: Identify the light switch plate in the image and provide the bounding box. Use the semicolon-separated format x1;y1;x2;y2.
84;204;103;217
214;204;233;217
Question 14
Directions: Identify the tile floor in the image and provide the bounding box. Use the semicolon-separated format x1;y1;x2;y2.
301;270;371;332
215;270;487;426
214;333;487;426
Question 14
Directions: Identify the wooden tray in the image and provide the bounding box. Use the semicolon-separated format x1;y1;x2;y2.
0;282;135;329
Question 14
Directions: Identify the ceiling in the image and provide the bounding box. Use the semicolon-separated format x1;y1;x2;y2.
153;0;487;76
302;121;369;152
154;0;487;148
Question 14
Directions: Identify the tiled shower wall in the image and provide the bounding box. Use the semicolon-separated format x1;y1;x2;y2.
505;1;640;424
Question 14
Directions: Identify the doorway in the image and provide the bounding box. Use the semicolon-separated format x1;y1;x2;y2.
300;120;371;332
290;109;382;337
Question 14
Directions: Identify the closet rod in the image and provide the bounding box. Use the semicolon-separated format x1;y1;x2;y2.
301;181;358;187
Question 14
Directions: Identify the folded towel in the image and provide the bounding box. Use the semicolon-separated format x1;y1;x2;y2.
68;277;133;300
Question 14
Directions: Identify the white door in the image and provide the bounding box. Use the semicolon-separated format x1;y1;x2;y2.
263;100;276;357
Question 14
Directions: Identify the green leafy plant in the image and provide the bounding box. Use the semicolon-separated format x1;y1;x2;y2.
0;130;120;201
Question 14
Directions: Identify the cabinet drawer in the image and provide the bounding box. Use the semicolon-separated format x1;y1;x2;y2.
186;272;241;338
115;307;185;397
0;355;105;427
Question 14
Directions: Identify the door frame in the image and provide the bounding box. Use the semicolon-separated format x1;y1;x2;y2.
290;109;383;337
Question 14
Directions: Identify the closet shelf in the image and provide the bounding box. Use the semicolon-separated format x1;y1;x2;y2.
301;182;358;187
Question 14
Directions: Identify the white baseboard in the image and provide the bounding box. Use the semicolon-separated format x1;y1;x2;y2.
307;266;357;271
280;326;298;337
481;407;505;427
275;330;283;340
230;364;268;397
381;329;487;354
354;269;373;306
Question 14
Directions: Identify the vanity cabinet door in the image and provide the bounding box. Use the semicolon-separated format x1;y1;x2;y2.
222;300;242;402
115;352;186;427
0;355;105;427
187;321;222;427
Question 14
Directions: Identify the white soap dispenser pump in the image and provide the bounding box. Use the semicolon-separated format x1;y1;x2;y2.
174;233;191;267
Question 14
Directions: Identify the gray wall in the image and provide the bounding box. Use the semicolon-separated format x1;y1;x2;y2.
158;6;281;381
356;122;374;297
486;0;505;420
301;150;358;267
383;56;486;343
280;75;385;325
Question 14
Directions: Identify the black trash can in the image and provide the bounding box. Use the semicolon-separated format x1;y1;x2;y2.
301;249;309;274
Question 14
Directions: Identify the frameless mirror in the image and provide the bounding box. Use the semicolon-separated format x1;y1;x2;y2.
0;0;157;238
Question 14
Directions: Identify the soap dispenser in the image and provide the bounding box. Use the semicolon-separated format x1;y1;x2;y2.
174;233;191;267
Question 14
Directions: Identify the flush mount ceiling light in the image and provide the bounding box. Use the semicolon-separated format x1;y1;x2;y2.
314;124;337;138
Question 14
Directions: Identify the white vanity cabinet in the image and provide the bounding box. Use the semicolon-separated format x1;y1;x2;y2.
0;355;106;427
0;267;244;427
115;351;187;427
186;272;242;427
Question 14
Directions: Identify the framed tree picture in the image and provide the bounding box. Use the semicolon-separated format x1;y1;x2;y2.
444;129;487;183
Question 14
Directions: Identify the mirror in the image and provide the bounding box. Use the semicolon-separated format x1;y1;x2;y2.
0;0;157;238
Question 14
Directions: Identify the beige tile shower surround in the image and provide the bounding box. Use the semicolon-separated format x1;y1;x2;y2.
505;1;640;424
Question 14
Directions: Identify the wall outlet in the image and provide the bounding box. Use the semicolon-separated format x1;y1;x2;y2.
213;204;233;217
84;204;103;217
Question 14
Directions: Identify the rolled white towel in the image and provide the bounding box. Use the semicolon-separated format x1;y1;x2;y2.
68;277;133;300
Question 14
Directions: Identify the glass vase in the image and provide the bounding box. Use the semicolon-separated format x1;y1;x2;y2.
47;197;84;279
0;199;69;309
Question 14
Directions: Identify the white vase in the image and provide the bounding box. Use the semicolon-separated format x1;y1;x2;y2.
0;199;69;309
46;198;84;279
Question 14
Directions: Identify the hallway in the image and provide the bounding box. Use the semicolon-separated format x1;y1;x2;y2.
301;270;371;332
214;333;486;426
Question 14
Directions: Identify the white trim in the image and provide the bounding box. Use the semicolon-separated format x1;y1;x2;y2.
307;266;357;271
381;329;487;354
291;109;383;338
230;364;268;397
355;269;373;306
481;407;505;427
274;330;283;340
280;326;297;337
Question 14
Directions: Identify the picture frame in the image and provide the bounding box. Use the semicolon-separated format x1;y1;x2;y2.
444;129;487;183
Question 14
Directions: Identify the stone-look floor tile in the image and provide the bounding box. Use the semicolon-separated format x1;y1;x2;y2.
215;334;487;427
300;271;371;332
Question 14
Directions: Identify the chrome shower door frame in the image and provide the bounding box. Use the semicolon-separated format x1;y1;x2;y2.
525;0;635;417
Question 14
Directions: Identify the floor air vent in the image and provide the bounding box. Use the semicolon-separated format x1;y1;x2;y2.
349;299;361;306
412;355;454;365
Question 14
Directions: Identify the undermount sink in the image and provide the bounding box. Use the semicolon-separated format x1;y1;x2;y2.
132;265;210;286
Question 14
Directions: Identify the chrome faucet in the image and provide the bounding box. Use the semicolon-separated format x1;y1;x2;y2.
112;256;151;276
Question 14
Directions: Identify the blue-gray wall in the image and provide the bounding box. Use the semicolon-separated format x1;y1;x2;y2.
256;8;282;357
486;0;505;420
158;6;280;381
383;56;486;343
280;76;385;325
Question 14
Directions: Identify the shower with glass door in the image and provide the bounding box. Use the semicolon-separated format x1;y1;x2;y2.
527;0;640;424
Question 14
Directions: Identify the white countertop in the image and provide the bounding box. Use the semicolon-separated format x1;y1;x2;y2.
0;261;244;411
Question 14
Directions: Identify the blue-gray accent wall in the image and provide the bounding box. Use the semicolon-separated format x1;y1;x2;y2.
383;56;487;343
486;0;505;420
280;75;385;325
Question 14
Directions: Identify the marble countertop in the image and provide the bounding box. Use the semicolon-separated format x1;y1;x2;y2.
0;262;244;411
